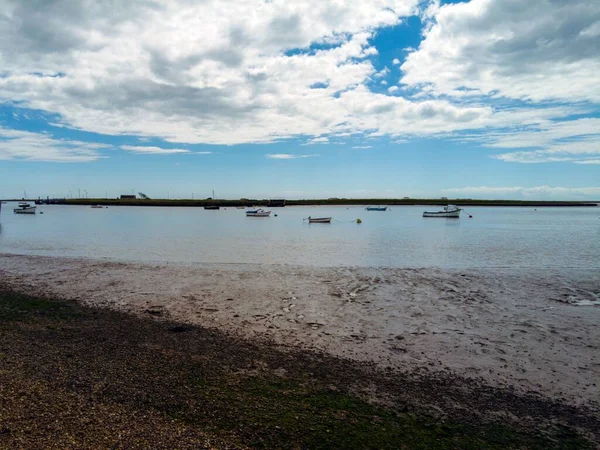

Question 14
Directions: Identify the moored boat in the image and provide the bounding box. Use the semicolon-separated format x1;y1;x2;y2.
365;206;388;211
422;205;461;218
14;202;36;214
204;205;220;210
90;205;104;209
246;209;271;217
307;216;332;223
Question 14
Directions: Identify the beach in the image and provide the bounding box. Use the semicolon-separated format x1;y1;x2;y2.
1;253;598;411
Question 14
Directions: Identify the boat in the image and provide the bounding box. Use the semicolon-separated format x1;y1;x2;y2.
307;216;332;223
90;205;104;208
204;205;220;210
365;206;388;211
422;205;461;218
246;209;271;217
14;202;36;214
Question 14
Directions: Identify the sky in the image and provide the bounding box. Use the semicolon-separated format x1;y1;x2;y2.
0;0;599;200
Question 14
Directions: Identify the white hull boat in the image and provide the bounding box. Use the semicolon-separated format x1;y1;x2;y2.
14;203;36;214
422;205;461;218
307;217;332;223
246;209;271;217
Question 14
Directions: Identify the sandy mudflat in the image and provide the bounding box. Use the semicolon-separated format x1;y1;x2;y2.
1;253;598;410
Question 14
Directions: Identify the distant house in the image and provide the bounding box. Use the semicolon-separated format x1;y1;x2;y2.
120;194;136;199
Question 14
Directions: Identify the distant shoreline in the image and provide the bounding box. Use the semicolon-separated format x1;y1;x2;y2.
2;198;597;207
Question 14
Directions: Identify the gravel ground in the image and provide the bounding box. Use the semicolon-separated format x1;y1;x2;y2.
0;288;598;449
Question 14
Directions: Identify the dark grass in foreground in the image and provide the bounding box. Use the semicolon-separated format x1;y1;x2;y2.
0;290;597;449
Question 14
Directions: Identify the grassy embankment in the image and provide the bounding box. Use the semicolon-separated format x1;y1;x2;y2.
0;289;597;449
56;198;599;207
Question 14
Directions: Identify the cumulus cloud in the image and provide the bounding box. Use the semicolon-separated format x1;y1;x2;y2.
352;145;372;149
0;0;596;161
402;0;600;102
266;153;318;159
120;145;191;154
443;185;600;199
0;127;106;162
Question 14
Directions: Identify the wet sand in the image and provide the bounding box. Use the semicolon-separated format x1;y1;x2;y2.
1;253;598;410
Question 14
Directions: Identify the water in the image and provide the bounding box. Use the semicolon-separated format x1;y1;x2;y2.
1;203;599;269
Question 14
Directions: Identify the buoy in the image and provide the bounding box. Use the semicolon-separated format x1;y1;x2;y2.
274;213;278;217
469;215;472;218
356;218;362;224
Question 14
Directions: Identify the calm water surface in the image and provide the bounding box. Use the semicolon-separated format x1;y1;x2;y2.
1;203;599;269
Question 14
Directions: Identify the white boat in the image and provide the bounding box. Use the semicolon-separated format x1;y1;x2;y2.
246;209;271;217
422;205;461;218
14;202;37;214
307;216;332;223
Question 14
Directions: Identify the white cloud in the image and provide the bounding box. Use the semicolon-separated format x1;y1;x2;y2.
120;145;190;154
373;67;389;78
0;0;596;159
266;153;318;159
352;145;372;149
0;127;106;162
402;0;600;102
380;80;388;85
443;185;600;200
485;118;600;164
304;137;330;145
574;159;600;165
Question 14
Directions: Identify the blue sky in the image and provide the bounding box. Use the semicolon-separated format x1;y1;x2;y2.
0;0;599;200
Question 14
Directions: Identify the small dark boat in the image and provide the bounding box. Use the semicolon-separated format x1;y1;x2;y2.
204;205;220;210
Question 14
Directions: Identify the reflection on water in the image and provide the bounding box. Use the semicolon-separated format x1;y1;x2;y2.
0;203;598;269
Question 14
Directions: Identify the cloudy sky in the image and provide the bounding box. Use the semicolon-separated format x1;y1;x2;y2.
0;0;599;200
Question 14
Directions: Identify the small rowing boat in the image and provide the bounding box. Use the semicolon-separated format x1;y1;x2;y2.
365;206;388;211
422;205;461;218
204;205;220;210
91;205;104;209
246;209;271;217
307;217;332;223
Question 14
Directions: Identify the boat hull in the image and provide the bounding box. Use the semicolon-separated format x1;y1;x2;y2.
246;210;271;217
308;217;332;223
366;207;388;211
14;207;36;214
422;210;460;218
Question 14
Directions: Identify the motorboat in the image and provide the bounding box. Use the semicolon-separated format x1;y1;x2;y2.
14;202;36;214
365;206;388;211
246;209;271;217
422;205;461;218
